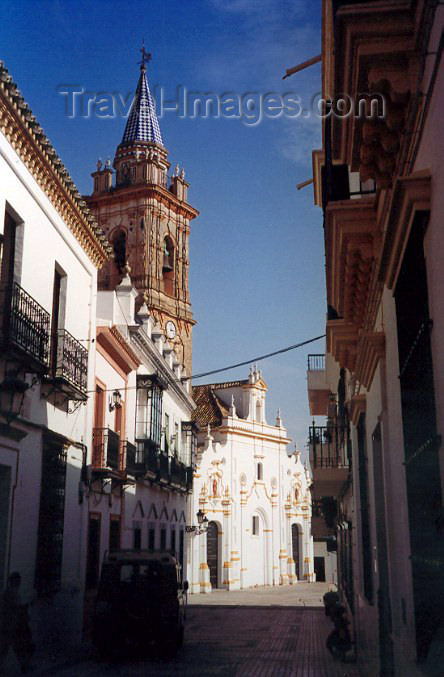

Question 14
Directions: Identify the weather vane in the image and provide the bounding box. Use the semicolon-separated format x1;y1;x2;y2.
139;39;152;68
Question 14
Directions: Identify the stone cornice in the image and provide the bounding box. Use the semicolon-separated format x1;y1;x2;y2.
349;394;366;427
0;62;112;268
325;196;379;327
326;318;359;373
128;324;195;411
86;182;199;221
378;169;431;289
96;326;141;374
332;0;421;169
216;421;291;446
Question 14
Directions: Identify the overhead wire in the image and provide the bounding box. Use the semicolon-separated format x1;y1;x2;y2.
83;332;326;394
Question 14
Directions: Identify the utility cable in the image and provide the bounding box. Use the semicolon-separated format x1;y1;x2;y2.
191;334;326;380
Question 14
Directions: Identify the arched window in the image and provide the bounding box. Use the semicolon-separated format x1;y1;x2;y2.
162;236;175;296
112;230;127;273
257;462;263;481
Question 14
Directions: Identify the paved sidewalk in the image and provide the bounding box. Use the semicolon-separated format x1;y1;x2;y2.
188;582;334;607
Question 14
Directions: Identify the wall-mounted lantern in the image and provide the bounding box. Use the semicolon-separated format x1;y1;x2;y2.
109;389;122;412
0;372;29;425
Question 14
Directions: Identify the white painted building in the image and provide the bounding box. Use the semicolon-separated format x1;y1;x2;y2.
188;368;314;593
84;273;196;616
0;60;111;658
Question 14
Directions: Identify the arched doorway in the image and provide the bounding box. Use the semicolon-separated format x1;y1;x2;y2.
292;524;301;579
207;521;219;588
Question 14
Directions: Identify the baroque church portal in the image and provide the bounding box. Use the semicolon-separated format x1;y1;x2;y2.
188;367;314;593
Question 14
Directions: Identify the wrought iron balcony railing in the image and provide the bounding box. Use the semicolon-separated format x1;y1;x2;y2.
51;329;88;397
170;457;188;491
158;452;170;483
124;440;137;476
0;282;50;371
92;428;121;471
307;354;325;371
309;424;349;469
131;439;159;477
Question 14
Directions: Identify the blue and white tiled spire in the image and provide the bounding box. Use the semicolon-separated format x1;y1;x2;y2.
121;63;163;146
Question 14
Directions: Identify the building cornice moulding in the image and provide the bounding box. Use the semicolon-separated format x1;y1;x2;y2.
0;64;112;267
129;325;195;411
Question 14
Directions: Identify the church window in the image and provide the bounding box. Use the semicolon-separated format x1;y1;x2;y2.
162;236;175;296
143;164;147;179
94;177;99;192
112;230;127;273
252;515;259;536
257;463;263;481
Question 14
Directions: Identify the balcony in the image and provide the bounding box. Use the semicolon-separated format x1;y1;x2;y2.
307;354;330;416
170;457;188;492
47;329;88;400
123;440;137;478
309;424;350;498
158;452;170;484
0;282;50;373
131;439;159;479
92;428;121;474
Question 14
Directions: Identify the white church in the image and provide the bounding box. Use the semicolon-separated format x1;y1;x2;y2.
187;367;314;593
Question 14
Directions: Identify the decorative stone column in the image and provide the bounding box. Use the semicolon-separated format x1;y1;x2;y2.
222;488;232;589
199;530;211;593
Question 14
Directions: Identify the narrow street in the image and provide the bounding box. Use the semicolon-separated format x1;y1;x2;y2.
24;586;360;677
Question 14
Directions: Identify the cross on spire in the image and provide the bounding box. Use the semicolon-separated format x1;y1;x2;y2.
139;40;152;70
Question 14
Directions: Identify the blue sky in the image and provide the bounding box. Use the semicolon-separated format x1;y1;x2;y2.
1;0;325;457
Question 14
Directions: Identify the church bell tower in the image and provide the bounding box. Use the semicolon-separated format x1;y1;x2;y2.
86;47;198;373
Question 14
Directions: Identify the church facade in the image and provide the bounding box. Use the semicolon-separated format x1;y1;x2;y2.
188;368;314;593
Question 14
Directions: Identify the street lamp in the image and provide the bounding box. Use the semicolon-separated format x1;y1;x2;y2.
186;509;209;535
109;389;122;411
0;372;29;425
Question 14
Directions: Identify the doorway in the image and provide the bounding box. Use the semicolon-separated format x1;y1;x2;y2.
207;521;219;588
292;524;301;579
314;556;326;582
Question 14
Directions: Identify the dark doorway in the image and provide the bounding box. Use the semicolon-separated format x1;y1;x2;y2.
207;521;219;588
109;515;120;552
394;212;443;663
291;524;301;579
314;556;326;582
86;513;101;590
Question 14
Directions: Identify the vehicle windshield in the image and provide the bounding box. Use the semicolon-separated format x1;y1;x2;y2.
97;560;179;598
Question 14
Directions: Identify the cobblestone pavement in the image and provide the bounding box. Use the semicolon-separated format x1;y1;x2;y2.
5;586;360;676
40;586;358;677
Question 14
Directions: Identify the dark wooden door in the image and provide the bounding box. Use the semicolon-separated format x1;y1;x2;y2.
292;524;300;578
207;521;218;588
314;556;326;582
86;513;101;590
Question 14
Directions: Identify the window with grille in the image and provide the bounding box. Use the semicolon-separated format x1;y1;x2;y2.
136;375;164;448
35;435;67;595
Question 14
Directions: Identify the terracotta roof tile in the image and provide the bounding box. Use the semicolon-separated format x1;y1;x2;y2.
192;380;246;429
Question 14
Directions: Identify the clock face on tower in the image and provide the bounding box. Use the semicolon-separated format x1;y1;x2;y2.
166;321;176;339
